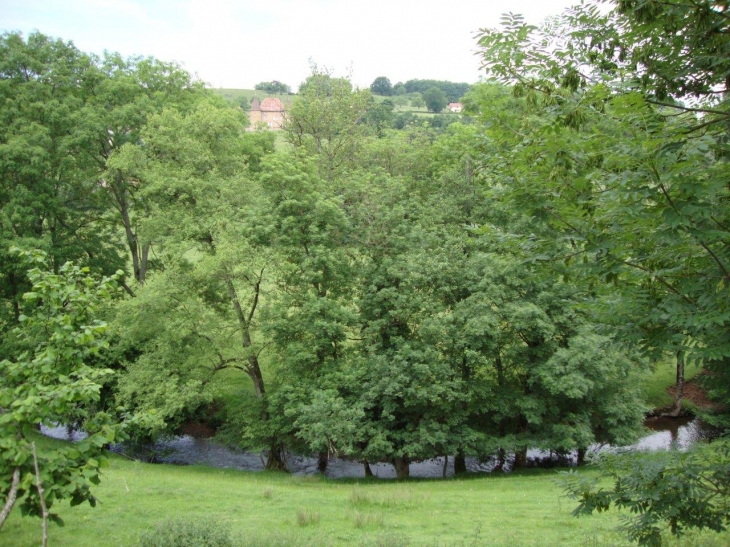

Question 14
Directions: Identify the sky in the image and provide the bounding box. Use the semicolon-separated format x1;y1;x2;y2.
1;0;579;90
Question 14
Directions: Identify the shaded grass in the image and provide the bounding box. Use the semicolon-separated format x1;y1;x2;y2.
5;436;728;547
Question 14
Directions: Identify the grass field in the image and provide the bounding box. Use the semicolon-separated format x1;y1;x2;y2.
5;436;728;547
214;88;294;109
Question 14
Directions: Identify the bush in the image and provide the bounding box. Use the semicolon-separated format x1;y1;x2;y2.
138;519;234;547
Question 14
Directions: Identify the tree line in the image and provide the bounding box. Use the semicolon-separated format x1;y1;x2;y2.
369;76;470;103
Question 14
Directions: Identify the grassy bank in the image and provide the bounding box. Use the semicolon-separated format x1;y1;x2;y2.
643;358;703;411
6;438;728;547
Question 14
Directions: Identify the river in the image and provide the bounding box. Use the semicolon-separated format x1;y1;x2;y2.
41;416;713;479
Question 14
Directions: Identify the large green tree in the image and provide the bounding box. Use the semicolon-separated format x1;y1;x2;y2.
474;2;730;421
285;69;371;180
106;101;286;467
0;33;126;337
423;86;448;113
369;76;393;96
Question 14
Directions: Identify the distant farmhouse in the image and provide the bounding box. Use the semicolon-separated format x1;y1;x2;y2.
248;97;287;130
448;102;463;113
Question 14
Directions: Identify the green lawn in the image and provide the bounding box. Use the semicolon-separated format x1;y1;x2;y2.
6;436;728;547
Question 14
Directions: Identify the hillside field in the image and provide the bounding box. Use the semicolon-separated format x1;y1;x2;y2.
214;88;294;109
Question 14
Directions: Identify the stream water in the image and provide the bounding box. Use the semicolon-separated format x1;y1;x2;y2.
41;416;713;479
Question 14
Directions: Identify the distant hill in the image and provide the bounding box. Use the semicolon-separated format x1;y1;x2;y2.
213;88;295;110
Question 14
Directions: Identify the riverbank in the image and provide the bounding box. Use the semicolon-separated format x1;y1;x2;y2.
6;435;729;547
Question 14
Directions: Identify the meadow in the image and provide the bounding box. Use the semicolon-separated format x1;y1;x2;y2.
5;434;728;547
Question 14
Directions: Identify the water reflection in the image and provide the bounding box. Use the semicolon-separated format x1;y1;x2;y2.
637;416;712;450
41;417;714;480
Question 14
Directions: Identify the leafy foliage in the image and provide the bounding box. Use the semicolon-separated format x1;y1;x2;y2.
474;2;730;421
285;68;371;180
562;441;730;546
0;249;123;531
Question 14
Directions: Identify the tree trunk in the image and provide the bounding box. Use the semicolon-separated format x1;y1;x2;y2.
363;461;373;478
665;352;685;417
225;274;286;473
576;447;587;466
493;449;506;472
0;467;20;531
116;180;148;284
454;452;467;475
246;357;266;399
139;242;150;283
393;456;410;479
265;444;287;471
317;451;328;474
513;447;528;470
31;443;49;547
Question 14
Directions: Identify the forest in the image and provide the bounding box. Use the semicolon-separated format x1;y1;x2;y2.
1;1;730;546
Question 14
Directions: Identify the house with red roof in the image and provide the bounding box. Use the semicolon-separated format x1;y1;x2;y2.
448;102;463;113
248;96;287;130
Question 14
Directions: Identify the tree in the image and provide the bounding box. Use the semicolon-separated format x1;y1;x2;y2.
254;154;358;471
254;80;292;94
91;52;209;285
362;98;395;136
0;249;123;540
410;94;425;109
107;101;286;468
284;68;371;180
369;76;393;96
0;32;127;338
423;87;448;113
472;2;730;540
0;31;211;306
475;2;730;423
403;79;470;102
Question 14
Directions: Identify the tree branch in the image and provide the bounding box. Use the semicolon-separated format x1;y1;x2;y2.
31;442;49;547
0;467;20;530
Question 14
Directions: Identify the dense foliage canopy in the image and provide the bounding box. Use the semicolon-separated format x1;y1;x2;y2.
3;3;730;542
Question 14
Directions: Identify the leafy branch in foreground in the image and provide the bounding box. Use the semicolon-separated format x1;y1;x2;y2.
561;441;730;546
0;248;125;537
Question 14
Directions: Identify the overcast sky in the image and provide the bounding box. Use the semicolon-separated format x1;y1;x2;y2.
2;0;579;90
